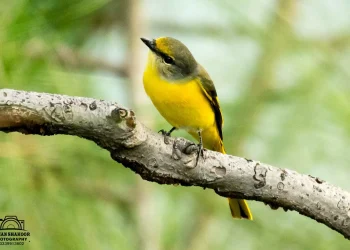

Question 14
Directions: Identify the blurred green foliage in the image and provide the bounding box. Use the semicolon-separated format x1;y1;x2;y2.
0;0;350;249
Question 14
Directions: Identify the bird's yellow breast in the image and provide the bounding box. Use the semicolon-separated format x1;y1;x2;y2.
143;60;215;132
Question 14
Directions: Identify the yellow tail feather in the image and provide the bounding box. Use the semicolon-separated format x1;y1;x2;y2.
211;135;253;220
228;198;253;220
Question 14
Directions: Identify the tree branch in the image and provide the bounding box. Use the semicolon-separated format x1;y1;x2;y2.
1;88;350;239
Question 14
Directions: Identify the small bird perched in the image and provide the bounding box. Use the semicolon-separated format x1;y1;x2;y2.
141;37;253;220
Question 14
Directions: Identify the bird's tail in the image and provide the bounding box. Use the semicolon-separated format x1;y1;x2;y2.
213;138;253;220
228;198;253;220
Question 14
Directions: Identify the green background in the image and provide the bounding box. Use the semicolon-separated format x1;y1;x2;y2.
0;0;350;249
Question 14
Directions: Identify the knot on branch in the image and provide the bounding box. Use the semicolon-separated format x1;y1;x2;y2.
110;108;136;129
253;163;267;189
108;107;146;148
44;101;73;123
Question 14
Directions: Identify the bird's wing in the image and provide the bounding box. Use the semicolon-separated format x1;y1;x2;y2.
196;65;224;140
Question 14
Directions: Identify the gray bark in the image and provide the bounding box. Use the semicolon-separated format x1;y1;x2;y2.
1;88;350;239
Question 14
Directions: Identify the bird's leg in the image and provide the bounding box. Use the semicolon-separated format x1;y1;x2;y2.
195;130;204;167
182;130;205;168
159;127;176;144
158;127;176;136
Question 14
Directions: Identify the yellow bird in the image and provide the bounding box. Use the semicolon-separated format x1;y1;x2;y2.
141;37;253;220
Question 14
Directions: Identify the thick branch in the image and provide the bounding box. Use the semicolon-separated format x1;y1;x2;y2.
1;89;350;239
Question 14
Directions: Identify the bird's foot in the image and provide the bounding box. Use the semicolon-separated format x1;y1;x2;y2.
195;142;204;167
158;129;171;137
184;142;205;168
158;127;176;144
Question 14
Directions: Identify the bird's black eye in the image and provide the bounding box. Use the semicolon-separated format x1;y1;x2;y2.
163;56;174;65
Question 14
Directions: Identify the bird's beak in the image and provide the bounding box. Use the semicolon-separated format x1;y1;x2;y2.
140;38;156;52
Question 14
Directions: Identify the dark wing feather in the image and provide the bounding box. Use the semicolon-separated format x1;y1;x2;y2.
196;65;224;140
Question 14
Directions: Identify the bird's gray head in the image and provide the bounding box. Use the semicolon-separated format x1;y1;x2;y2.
141;37;198;81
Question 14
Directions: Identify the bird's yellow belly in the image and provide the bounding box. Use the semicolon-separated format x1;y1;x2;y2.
143;72;215;132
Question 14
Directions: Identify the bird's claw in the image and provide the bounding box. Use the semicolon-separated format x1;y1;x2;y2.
158;127;176;145
195;142;204;167
158;129;171;137
184;142;204;168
